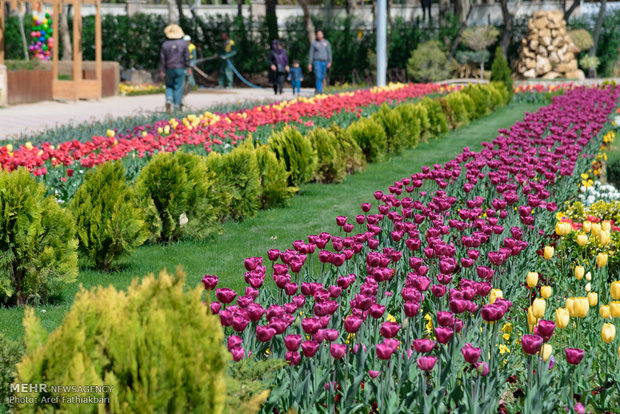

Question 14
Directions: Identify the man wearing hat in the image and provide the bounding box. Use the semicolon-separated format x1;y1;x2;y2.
159;24;190;112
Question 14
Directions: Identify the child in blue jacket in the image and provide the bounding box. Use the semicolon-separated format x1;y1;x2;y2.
288;60;303;95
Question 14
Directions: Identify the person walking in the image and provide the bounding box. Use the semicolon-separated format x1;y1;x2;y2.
214;32;237;88
288;59;303;95
184;34;197;89
269;40;289;95
159;24;190;112
307;30;332;94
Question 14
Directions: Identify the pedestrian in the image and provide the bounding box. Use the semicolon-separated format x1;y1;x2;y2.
307;30;332;94
288;59;303;96
213;32;237;88
269;39;289;95
421;0;432;22
159;24;190;112
184;34;197;88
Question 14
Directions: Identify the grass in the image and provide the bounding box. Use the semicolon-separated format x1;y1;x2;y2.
0;101;543;342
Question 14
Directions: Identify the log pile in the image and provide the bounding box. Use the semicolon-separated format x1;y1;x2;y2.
515;10;585;80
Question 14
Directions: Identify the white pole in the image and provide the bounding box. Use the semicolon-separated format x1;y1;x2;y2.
376;0;387;87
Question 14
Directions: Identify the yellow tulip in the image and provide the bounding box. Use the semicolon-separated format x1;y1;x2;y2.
566;298;576;316
489;289;503;304
555;307;570;329
611;281;620;300
575;266;585;280
532;298;546;319
527;306;537;326
602;220;611;232
599;230;611;246
610;302;620;318
576;234;588;247
544;246;554;260
583;221;592;233
592;223;601;237
601;323;616;344
527;272;539;288
600;305;611;319
573;297;589;318
586;272;592;282
588;292;598;307
555;222;571;236
541;343;552;362
541;286;552;299
106;129;115;138
585;282;592;292
597;253;608;268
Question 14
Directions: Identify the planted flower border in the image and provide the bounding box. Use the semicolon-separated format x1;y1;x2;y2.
200;86;620;412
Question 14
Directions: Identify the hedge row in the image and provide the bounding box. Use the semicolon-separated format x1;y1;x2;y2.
0;82;509;306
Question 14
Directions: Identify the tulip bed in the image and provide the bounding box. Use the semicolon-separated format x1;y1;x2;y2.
203;86;620;413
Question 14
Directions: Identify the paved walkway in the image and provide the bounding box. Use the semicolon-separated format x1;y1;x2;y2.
0;88;314;140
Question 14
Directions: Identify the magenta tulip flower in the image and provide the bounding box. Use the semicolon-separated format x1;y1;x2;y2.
412;338;436;353
232;314;250;332
404;302;420;317
210;302;221;314
475;361;489;376
380;321;400;338
534;319;555;342
344;316;363;333
461;343;481;364
267;249;280;261
216;288;237;304
417;356;438;371
284;334;303;352
435;327;454;344
376;341;396;360
330;343;347;360
256;325;276;342
227;335;243;351
201;274;219;290
231;347;245;362
521;334;544;355
301;340;320;357
368;370;380;378
286;351;301;366
565;348;585;365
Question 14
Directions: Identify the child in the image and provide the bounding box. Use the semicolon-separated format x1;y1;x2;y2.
288;60;303;95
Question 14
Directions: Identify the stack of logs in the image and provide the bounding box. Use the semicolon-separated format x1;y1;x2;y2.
515;10;585;80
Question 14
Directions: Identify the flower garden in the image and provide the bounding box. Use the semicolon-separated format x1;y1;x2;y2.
1;80;620;413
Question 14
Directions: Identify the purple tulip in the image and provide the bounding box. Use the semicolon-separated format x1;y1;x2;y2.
231;347;245;362
232;314;250;332
431;284;447;298
368;370;380;378
344;316;364;333
219;310;233;326
417;355;438;371
480;304;503;322
216;288;237;304
369;304;386;319
437;311;455;327
380;321;400;338
461;343;481;364
435;327;454;344
201;274;219;290
210;302;221;314
301;340;320;357
376;341;396;360
256;325;276;342
267;249;280;261
227;335;243;350
284;334;303;352
534;319;555;342
475;361;489;376
565;348;585;365
330;343;347;360
412;338;436;353
521;334;544;355
286;351;301;366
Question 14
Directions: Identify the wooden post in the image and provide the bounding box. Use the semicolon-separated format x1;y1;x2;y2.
52;0;59;80
0;0;5;64
95;0;101;96
72;0;81;87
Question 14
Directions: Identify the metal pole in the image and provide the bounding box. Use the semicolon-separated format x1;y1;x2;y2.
376;0;386;87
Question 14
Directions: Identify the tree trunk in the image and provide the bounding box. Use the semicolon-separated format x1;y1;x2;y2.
499;0;512;57
454;0;471;24
563;0;579;21
175;0;186;22
237;0;243;18
17;4;28;60
168;0;179;24
588;0;606;78
298;0;315;45
60;5;73;60
448;5;473;60
265;0;278;41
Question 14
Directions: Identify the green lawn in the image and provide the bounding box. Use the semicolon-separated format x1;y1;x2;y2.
0;102;543;342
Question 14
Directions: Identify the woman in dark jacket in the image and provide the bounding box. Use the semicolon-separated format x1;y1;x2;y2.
268;40;289;95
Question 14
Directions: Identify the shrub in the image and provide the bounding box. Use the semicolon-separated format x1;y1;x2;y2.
307;128;347;183
445;92;471;127
0;334;23;412
135;152;229;242
490;82;510;106
461;84;489;119
268;126;318;187
0;168;78;306
329;124;367;174
224;359;287;413
206;142;261;221
406;41;450;83
371;104;405;154
14;269;229;413
607;158;620;189
70;162;148;270
437;97;457;130
568;29;594;52
254;143;298;209
419;98;449;137
490;47;514;101
346;118;388;163
395;103;423;148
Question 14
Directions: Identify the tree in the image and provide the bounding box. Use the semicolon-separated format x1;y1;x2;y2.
266;0;278;42
563;0;580;21
168;0;179;24
298;0;316;45
588;0;607;78
60;5;72;61
17;3;28;60
498;0;521;57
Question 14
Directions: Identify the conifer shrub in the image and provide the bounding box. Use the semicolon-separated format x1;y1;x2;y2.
254;143;298;209
70;162;148;271
490;47;514;101
0;168;78;306
329;124;367;175
445;92;471;127
0;334;22;411
370;104;404;154
394;103;423;148
406;41;450;82
346;118;387;162
419;98;449;137
206;142;261;221
437;97;457;130
135;152;229;242
307;128;347;183
14;269;229;413
490;81;510;106
461;84;488;118
268;126;318;187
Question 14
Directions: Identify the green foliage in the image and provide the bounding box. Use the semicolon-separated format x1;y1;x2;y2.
607;158;620;189
490;47;514;101
419;98;449;137
437;97;457;130
206;142;261;221
579;55;600;71
370;104;404;154
70;162;148;270
568;29;594;52
445;92;472;127
307;128;347;184
15;269;228;413
406;41;450;83
563;199;620;224
0;334;23;412
268;126;318;187
462;84;492;119
461;26;500;51
346;118;387;163
253;143;298;209
225;358;287;413
135;152;228;243
0;169;78;306
394;103;423;148
329;124;367;175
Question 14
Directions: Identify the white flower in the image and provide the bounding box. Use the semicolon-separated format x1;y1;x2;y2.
179;212;189;226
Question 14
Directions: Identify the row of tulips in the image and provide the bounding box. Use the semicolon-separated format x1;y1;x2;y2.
201;85;620;413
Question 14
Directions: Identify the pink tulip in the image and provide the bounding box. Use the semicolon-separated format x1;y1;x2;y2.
284;334;303;352
231;347;245;362
534;319;555;342
301;340;320;357
521;334;543;355
412;338;436;353
417;355;438;371
330;343;347;360
380;321;400;338
565;348;585;365
216;288;237;304
461;343;481;364
256;325;276;342
435;327;454;344
286;351;301;366
368;370;380;378
369;304;386;319
475;361;489;376
344;316;363;333
210;302;221;314
376;341;396;360
201;274;219;290
227;335;243;350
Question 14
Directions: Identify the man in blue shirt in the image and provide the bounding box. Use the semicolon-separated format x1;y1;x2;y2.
159;24;190;112
307;30;332;94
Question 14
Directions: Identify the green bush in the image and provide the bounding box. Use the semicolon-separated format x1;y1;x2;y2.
607;158;620;189
419;98;449;137
307;128;347;183
406;41;450;83
445;92;471;127
225;359;286;413
206;142;261;221
490;47;514;101
268;126;318;187
0;334;23;412
14;269;228;413
395;103;423;148
437;97;457;130
329;124;367;175
568;29;594;52
0;168;78;306
346;118;388;163
461;84;489;119
135;152;228;242
70;162;148;270
252;142;298;209
490;82;510;106
370;104;405;154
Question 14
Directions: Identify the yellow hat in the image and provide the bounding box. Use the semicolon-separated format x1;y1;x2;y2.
164;24;184;40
